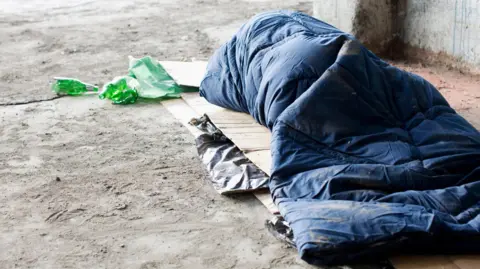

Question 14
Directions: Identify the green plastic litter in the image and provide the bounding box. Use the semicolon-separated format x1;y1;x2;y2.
99;76;139;105
99;56;185;104
128;56;183;99
51;56;190;105
52;77;99;96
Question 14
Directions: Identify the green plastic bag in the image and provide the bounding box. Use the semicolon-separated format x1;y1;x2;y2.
99;56;184;104
128;56;182;99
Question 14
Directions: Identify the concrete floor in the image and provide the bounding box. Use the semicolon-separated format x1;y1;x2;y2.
1;1;479;269
0;1;316;269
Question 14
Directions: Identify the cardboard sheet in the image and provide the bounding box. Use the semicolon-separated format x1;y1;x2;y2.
159;61;208;87
162;95;278;214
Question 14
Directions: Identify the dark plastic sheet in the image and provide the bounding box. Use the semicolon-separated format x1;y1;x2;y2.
190;115;269;194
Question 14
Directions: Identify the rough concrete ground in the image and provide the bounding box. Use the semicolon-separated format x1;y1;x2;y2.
0;1;315;269
0;1;479;269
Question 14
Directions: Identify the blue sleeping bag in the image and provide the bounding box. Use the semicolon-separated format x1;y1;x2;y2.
200;11;480;265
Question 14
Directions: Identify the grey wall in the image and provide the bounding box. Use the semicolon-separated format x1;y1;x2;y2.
403;0;480;68
313;0;396;54
313;0;480;69
313;0;356;34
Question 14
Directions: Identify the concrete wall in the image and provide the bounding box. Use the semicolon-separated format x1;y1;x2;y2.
403;0;480;68
313;0;398;54
312;0;480;69
313;0;356;34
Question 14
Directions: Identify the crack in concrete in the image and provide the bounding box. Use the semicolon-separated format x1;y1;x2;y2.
0;95;63;106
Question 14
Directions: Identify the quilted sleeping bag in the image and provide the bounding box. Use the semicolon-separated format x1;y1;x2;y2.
200;11;480;265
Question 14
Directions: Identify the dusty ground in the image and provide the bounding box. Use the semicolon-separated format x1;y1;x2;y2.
1;1;479;269
0;1;315;269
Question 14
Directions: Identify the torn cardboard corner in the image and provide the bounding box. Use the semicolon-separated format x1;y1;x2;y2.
159;60;207;88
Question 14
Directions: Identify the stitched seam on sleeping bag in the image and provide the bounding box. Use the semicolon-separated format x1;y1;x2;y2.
290;12;340;37
276;120;379;165
334;62;401;130
200;72;246;112
242;12;349;78
261;76;319;129
244;31;307;75
295;63;408;163
332;61;419;165
242;12;308;70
